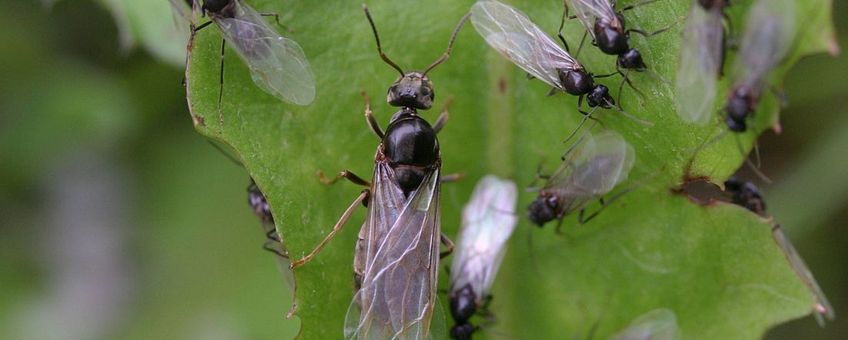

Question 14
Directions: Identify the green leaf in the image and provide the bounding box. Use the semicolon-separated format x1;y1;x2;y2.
185;0;836;338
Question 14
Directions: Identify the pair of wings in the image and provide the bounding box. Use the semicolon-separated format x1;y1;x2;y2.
470;0;584;91
168;0;316;105
345;162;442;339
449;175;518;304
545;131;635;215
675;0;795;125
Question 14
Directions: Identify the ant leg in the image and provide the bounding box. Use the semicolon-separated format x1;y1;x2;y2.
575;30;589;58
260;12;295;33
557;1;572;53
193;21;213;32
432;97;454;134
554;217;566;235
528;162;550;190
578;193;620;225
262;239;289;258
290;189;369;269
439;233;455;259
361;91;384;139
259;12;281;26
318;170;371;188
264;227;281;242
440;173;465;183
563;97;596;145
627;25;672;38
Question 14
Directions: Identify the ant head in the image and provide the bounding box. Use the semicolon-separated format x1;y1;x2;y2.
387;72;434;110
587;84;614;108
363;6;468;110
617;48;647;71
527;194;559;227
450;323;476;340
202;0;232;14
559;69;594;96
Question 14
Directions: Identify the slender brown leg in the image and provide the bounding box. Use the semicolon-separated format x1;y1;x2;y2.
318;170;371;187
440;172;465;183
439;233;455;259
362;91;384;139
290;190;369;269
433;96;454;134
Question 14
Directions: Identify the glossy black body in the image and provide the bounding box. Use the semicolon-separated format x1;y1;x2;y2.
381;108;439;195
592;13;647;71
202;0;234;16
527;194;560;226
724;177;766;216
557;69;614;109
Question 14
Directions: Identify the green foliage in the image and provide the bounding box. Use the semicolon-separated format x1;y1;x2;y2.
185;0;836;338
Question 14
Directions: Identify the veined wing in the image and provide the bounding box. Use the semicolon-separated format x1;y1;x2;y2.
611;308;679;340
733;0;795;91
345;164;442;339
567;0;620;40
471;0;581;90
549;131;634;214
450;175;518;302
772;224;835;325
213;1;316;105
674;2;724;125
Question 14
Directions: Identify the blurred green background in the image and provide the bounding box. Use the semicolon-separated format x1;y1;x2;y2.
0;0;844;339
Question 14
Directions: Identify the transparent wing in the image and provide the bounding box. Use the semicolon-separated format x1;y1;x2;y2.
732;0;795;91
345;164;441;339
168;0;196;46
674;3;724;125
450;175;518;302
470;0;581;89
567;0;620;40
772;224;835;325
213;1;316;105
611;308;679;340
168;0;193;24
548;131;634;214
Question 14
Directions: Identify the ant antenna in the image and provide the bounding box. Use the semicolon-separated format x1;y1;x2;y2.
362;5;405;77
423;12;471;75
733;134;772;183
